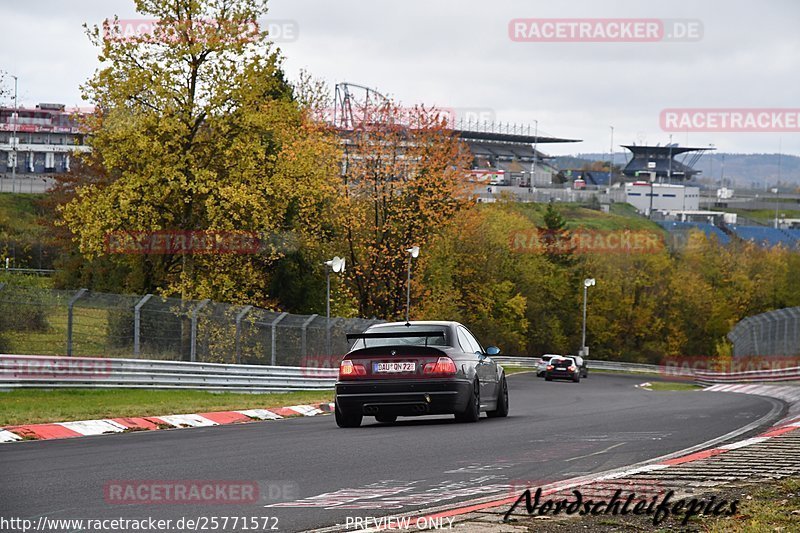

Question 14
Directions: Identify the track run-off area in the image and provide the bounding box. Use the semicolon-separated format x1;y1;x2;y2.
0;373;781;532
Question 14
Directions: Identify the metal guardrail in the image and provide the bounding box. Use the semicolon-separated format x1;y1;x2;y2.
17;353;781;393
493;356;672;375
695;366;800;385
496;355;800;384
0;355;336;393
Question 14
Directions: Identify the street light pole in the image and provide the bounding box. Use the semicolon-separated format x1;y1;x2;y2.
11;75;18;194
531;119;538;187
772;188;780;229
608;126;614;187
324;256;345;355
581;278;595;356
405;246;420;323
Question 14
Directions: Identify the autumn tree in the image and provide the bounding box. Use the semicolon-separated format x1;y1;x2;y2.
339;100;473;319
59;0;342;305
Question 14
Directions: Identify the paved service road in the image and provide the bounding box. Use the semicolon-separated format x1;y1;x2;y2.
0;373;779;532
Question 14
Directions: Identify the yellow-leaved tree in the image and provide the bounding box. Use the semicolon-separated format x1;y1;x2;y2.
60;0;342;304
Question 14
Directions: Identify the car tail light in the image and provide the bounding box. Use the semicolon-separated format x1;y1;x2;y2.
568;365;577;372
339;360;367;378
546;365;554;371
423;357;457;376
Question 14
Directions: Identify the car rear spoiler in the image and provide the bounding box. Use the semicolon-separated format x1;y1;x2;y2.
346;331;445;341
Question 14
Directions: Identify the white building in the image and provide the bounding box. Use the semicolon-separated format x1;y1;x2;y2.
0;103;91;178
625;182;700;216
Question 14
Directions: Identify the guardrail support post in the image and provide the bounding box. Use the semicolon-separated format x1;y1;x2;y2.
66;288;88;356
301;314;318;362
270;312;288;366
190;299;210;363
235;305;254;364
133;294;153;357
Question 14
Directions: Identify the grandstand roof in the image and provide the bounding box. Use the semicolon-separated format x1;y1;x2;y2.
622;144;713;181
457;130;580;145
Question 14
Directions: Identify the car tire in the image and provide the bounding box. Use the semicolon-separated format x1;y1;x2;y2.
335;401;362;428
487;375;509;418
545;375;553;381
455;380;480;423
573;374;581;383
375;414;397;424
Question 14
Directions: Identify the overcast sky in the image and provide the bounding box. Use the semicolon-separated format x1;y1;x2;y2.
1;0;798;156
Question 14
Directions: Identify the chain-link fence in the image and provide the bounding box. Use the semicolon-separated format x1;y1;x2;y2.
727;307;800;358
0;283;383;365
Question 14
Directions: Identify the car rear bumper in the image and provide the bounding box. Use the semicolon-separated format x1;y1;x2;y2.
546;370;578;380
335;379;472;416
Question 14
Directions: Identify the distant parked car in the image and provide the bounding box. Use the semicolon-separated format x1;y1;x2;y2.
568;354;589;378
537;354;560;377
545;356;581;382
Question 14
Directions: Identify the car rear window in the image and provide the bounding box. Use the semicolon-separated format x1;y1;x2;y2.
553;358;573;365
351;325;450;350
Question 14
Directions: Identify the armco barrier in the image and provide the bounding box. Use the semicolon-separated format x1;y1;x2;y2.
493;356;670;375
0;355;336;393
0;354;698;393
695;366;800;385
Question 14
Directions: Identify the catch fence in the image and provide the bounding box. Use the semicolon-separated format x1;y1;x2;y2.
0;284;382;365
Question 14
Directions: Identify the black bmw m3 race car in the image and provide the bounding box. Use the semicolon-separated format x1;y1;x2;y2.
334;321;509;427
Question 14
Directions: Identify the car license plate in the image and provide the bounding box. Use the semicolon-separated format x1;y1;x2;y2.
374;362;416;373
556;366;566;370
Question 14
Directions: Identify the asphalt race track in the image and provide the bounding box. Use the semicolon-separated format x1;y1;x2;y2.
0;373;779;532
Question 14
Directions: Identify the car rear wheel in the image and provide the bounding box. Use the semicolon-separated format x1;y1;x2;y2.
487;375;509;418
375;414;397;424
335;401;362;428
455;380;480;423
545;375;553;381
573;374;581;383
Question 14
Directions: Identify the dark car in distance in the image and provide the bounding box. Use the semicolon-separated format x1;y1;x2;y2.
334;321;509;427
545;356;581;382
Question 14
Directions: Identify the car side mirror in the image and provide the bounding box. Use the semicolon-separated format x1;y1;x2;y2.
486;346;500;356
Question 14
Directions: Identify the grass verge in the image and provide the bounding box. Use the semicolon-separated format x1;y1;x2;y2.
0;389;333;426
698;477;800;532
505;367;536;376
